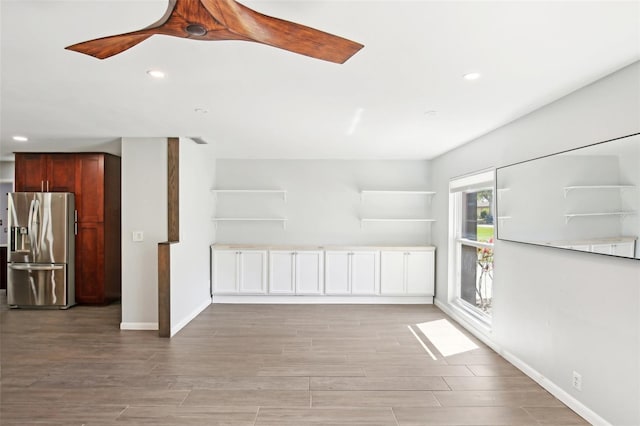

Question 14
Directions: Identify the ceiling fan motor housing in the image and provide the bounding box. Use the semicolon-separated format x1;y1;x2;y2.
186;23;207;36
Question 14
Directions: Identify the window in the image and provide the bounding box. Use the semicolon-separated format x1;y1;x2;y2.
449;169;495;323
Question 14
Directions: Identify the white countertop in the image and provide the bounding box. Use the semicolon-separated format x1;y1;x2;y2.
212;244;435;251
545;236;637;246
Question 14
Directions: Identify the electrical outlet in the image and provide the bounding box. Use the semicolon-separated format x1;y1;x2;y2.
132;231;144;242
572;371;582;391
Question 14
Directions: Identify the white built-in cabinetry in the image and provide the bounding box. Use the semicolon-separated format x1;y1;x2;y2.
269;250;324;294
211;245;435;301
212;249;268;294
555;237;636;257
324;250;380;295
380;250;434;295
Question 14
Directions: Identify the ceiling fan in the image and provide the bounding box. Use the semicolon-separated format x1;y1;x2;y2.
65;0;364;64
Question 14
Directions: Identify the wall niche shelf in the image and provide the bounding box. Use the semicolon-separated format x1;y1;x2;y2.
211;189;287;202
564;211;636;224
360;190;435;201
563;185;635;198
212;217;288;229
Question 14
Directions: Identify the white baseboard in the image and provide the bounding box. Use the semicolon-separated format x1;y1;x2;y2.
212;295;433;304
434;299;611;426
170;297;212;337
501;349;611;426
120;322;158;330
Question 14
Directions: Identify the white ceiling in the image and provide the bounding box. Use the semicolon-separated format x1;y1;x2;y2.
1;0;639;161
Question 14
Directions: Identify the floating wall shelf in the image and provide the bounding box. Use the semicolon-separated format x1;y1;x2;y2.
564;211;636;224
360;218;436;228
212;217;288;229
360;190;435;201
563;185;635;198
211;189;287;201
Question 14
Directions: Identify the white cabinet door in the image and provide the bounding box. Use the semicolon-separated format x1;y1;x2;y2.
611;242;635;257
325;251;350;294
212;250;238;293
590;244;612;255
406;251;434;295
239;251;267;294
269;251;295;294
380;251;405;295
295;251;324;294
351;251;379;295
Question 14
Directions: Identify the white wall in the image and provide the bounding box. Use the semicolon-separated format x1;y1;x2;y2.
431;61;640;425
121;138;167;329
215;160;432;246
0;182;12;245
0;162;15;245
0;161;15;182
169;138;216;336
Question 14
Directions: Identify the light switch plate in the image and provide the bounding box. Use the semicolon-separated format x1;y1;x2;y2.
132;231;144;242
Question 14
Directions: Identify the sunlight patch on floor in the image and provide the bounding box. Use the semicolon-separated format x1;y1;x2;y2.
416;319;478;357
407;325;438;360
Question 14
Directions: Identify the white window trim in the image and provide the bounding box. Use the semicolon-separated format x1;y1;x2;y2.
447;169;496;328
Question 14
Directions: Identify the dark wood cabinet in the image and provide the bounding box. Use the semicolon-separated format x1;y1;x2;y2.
14;152;121;304
47;154;76;192
14;154;47;191
75;222;104;304
15;153;75;192
76;154;105;223
0;246;7;291
74;153;121;304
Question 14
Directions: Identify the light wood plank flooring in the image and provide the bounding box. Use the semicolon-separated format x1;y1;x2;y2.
0;296;588;425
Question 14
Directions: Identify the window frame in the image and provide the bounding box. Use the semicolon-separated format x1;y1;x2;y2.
448;169;496;327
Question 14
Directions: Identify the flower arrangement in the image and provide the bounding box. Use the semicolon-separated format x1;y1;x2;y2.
477;238;494;271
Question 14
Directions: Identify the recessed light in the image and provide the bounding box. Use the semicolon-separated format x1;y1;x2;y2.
12;135;28;142
463;72;481;81
424;110;438;117
194;107;209;114
147;69;166;79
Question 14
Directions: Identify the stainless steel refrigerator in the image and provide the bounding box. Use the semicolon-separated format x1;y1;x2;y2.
7;192;76;308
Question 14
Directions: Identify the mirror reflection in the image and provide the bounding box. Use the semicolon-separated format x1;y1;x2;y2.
496;133;639;259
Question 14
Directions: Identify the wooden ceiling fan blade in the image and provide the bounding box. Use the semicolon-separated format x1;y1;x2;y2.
246;18;363;64
204;0;363;63
65;32;154;59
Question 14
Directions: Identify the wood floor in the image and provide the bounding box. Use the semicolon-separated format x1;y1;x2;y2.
0;296;588;425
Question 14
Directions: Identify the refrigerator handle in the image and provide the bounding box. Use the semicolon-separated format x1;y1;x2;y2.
9;264;65;271
28;199;41;257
